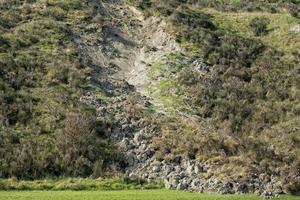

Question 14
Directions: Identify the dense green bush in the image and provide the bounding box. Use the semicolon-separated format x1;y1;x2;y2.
40;7;67;21
289;4;300;18
249;17;270;36
56;112;119;177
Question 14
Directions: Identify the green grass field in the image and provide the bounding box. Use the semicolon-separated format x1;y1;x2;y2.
0;190;299;200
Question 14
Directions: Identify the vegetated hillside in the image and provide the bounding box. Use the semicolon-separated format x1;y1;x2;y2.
0;0;120;179
0;0;299;196
129;0;300;194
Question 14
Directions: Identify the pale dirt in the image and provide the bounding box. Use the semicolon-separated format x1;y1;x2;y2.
95;1;182;96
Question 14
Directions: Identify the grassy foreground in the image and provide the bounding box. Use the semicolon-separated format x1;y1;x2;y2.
0;178;163;191
0;190;298;200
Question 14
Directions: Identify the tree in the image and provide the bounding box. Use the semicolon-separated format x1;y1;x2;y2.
56;112;112;177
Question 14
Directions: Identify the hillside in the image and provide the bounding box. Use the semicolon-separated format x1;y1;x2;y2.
0;0;299;197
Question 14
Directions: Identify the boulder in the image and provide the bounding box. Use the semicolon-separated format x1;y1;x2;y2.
119;138;130;150
164;178;172;189
194;164;203;174
133;130;145;143
186;165;194;175
218;182;234;194
177;182;188;190
164;177;179;189
126;152;137;166
152;165;161;173
145;148;155;157
235;183;249;194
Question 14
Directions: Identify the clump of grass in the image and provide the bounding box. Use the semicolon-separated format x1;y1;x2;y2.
147;53;194;114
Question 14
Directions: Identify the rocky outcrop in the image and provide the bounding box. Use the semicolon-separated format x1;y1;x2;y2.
123;141;285;196
111;115;287;197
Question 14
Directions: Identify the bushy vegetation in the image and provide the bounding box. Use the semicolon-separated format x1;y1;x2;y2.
0;0;120;179
249;17;270;36
289;3;300;18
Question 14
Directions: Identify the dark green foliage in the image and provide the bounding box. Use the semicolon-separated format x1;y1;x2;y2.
205;34;264;67
0;129;60;179
249;17;270;36
170;7;218;51
289;4;300;18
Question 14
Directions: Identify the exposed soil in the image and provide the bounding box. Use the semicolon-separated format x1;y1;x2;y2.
83;0;181;96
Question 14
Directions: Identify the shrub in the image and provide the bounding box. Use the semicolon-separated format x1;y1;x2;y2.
26;0;37;3
249;17;270;36
41;7;67;21
135;0;152;9
55;112;118;177
0;36;10;52
289;4;299;18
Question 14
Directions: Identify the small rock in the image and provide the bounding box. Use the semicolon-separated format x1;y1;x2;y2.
145;148;155;157
186;165;194;175
194;164;203;174
119;138;129;151
133;131;144;143
261;190;274;198
235;183;249;194
139;143;147;151
175;166;182;172
152;165;161;173
177;182;188;190
126;152;137;166
164;177;179;189
173;156;182;164
290;24;300;33
218;182;234;194
164;178;172;189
